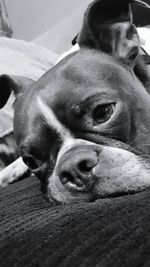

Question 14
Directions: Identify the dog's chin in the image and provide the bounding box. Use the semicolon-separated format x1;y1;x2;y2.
47;146;150;204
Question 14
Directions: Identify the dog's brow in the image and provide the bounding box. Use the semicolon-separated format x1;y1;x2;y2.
37;96;73;142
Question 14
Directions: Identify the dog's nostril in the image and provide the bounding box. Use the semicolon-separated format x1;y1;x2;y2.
78;160;93;173
60;171;75;185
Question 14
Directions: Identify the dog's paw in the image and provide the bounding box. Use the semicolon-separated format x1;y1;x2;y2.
0;157;29;187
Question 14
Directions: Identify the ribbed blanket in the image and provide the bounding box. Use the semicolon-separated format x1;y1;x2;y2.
0;176;150;267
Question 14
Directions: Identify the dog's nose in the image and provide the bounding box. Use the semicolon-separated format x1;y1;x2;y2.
56;147;98;192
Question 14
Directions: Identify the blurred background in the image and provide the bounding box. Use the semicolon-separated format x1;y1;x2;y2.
5;0;84;41
4;0;91;53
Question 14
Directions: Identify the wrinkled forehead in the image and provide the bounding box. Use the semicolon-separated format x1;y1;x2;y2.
39;49;136;107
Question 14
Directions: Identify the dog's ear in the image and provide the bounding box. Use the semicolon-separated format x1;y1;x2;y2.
78;0;150;65
0;74;34;108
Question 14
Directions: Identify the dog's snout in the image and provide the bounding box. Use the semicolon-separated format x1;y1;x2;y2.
56;146;98;192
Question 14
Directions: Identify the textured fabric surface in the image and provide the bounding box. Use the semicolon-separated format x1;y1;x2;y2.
0;37;58;80
1;176;150;267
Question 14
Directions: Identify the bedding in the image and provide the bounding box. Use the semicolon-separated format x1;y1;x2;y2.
1;176;150;267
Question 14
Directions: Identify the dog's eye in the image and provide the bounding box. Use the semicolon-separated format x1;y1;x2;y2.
92;104;115;124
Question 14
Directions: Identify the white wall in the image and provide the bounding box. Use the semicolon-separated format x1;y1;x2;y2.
5;0;89;41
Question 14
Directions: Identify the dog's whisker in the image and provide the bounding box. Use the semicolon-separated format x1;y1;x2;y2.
131;143;150;151
128;133;146;147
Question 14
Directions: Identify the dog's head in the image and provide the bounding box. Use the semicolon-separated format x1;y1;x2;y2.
1;0;150;203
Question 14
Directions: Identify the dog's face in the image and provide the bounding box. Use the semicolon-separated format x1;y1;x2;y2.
1;0;150;203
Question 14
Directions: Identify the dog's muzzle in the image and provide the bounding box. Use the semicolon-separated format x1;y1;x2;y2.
48;141;150;203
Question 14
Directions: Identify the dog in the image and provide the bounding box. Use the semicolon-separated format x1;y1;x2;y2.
1;0;150;203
